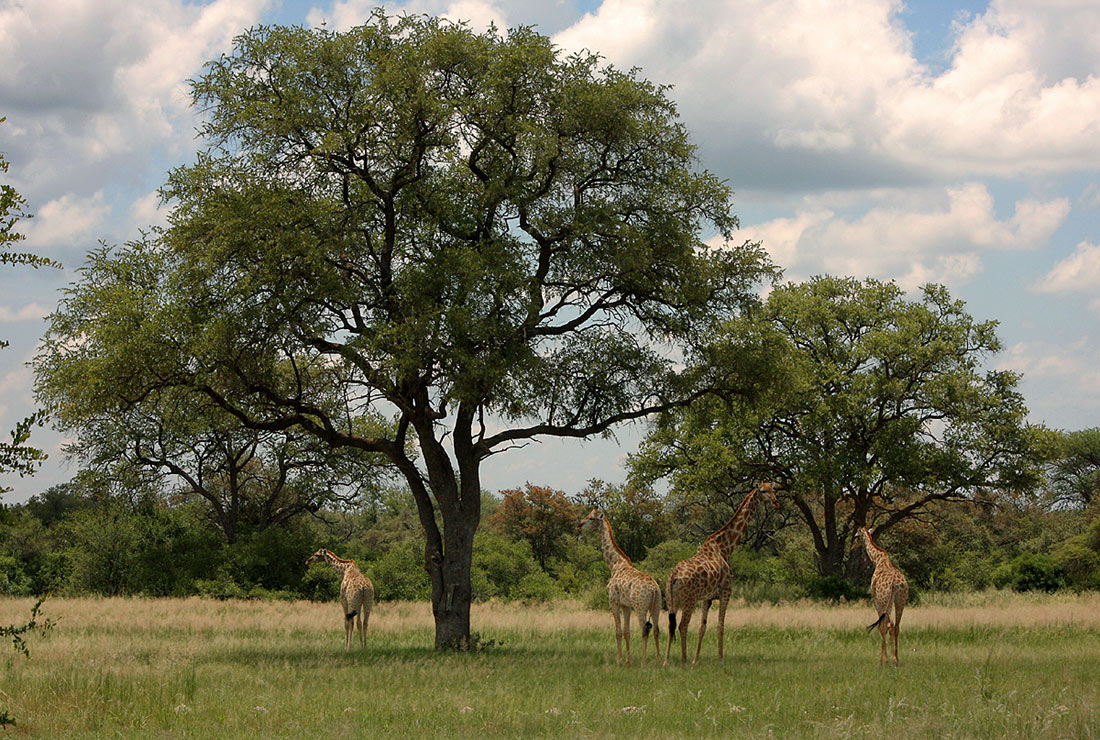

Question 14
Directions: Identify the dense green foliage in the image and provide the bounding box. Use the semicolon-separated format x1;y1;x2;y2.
4;471;1100;603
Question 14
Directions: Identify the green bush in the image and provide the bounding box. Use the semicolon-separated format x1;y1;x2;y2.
301;564;341;601
368;538;430;601
194;569;248;600
471;533;538;600
513;570;560;602
993;552;1067;592
802;575;870;602
635;539;695;588
0;555;30;596
1053;542;1100;591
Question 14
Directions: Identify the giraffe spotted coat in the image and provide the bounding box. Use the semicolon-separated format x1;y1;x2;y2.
665;482;779;666
306;547;375;651
856;527;909;665
579;508;663;666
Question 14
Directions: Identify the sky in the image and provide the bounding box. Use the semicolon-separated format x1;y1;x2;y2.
0;0;1098;503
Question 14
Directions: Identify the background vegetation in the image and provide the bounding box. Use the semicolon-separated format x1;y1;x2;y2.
2;449;1099;606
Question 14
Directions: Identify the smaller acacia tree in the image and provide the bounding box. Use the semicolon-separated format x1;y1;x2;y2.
490;484;578;570
1048;428;1100;509
579;479;672;561
635;276;1053;580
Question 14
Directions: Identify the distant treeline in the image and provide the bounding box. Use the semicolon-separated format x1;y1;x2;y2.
3;478;1099;605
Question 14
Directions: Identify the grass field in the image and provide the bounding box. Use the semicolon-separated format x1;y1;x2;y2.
2;592;1099;739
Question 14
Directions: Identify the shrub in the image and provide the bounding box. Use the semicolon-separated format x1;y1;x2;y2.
514;570;560;602
471;533;538;600
992;552;1067;592
301;563;341;601
368;538;430;601
635;539;696;588
1053;542;1100;591
0;555;30;596
802;575;870;602
194;570;248;600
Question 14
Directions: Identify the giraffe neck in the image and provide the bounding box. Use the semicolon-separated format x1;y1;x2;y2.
598;518;631;570
864;540;893;570
706;488;761;559
324;551;354;575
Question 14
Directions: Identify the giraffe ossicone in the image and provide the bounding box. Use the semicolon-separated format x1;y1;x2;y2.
306;547;375;651
579;508;663;667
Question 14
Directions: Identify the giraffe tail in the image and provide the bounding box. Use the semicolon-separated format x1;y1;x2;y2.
667;577;681;640
643;621;653;638
346;609;359;620
867;581;897;631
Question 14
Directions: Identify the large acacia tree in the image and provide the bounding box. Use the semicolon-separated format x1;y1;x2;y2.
39;14;774;647
634;276;1052;579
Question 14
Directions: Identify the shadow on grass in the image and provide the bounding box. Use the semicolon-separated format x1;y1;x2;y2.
207;636;606;667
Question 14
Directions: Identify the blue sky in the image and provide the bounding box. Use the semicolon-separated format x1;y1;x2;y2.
1;0;1098;502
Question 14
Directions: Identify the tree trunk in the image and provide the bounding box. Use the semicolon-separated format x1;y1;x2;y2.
429;519;476;650
409;414;482;651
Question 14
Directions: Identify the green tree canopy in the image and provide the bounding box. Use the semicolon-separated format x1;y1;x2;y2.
34;13;775;647
634;276;1052;579
1048;428;1100;509
489;483;578;570
579;479;673;562
36;243;396;544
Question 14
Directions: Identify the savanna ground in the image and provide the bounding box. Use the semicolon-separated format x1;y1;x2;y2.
2;592;1099;739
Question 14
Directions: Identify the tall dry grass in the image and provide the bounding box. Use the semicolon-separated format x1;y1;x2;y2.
4;589;1100;640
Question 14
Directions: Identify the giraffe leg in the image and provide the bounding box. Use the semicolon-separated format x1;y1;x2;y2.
345;614;354;651
637;609;649;667
611;607;624;666
892;602;904;665
623;608;632;667
878;618;890;665
664;609;676;667
693;600;712;666
358;612;366;649
678;610;693;667
650;604;661;668
717;596;729;664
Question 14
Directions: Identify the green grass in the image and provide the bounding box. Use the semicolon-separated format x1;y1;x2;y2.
2;595;1099;738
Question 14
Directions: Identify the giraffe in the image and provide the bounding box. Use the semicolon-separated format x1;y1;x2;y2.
306;547;375;651
664;482;779;667
579;508;663;666
855;527;909;665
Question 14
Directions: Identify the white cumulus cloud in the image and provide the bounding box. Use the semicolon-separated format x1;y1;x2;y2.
1033;241;1100;298
554;0;1100;188
741;184;1069;290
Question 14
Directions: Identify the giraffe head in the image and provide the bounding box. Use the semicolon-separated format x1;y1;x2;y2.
759;481;780;509
854;527;875;551
305;547;330;566
578;508;605;533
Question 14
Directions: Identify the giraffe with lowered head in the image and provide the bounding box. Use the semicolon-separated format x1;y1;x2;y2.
306;547;375;651
664;482;779;666
579;507;663;666
855;527;909;665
